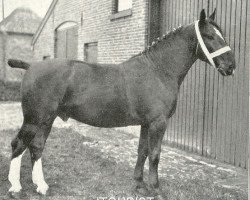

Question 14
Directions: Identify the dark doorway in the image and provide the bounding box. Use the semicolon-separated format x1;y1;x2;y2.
55;23;78;59
84;42;98;63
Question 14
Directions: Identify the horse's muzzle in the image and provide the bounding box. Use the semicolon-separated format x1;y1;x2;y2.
217;63;235;76
226;67;235;76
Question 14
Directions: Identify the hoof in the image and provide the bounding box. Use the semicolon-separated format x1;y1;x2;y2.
36;183;49;195
8;192;21;199
134;186;150;196
6;191;27;199
133;181;150;196
8;185;22;193
150;188;167;200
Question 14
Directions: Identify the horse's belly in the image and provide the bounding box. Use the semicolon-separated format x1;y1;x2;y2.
69;105;139;127
62;93;140;128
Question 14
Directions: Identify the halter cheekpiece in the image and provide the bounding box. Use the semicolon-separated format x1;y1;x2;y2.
194;20;231;68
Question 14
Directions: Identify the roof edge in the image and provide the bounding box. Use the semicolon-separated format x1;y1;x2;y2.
31;0;58;46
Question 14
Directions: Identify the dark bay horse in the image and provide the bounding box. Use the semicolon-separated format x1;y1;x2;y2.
7;9;235;199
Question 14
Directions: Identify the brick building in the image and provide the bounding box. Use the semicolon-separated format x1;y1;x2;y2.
0;8;41;82
32;0;148;64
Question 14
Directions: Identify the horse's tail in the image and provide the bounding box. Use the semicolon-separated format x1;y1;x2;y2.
8;59;30;70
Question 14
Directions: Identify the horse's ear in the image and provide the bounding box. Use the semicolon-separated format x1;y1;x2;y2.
209;8;216;21
199;9;206;27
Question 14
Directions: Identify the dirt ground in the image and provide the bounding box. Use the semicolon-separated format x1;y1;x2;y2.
0;102;248;200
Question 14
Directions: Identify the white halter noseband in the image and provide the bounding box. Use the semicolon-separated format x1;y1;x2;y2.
194;20;231;68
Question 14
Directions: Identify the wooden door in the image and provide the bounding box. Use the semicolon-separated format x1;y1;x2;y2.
55;25;78;59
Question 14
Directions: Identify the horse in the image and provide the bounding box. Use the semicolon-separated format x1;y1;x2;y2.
7;9;235;199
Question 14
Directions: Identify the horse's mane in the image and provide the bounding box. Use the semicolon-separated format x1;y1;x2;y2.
130;19;223;60
130;25;184;59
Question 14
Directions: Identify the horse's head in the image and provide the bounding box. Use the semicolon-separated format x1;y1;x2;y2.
195;9;235;76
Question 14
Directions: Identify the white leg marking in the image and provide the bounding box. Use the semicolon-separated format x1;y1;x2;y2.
32;158;49;195
8;150;26;193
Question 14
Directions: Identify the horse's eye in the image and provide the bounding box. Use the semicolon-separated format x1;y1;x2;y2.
205;35;214;40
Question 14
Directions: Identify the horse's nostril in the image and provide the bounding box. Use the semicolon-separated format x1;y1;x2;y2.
226;67;234;75
229;63;235;69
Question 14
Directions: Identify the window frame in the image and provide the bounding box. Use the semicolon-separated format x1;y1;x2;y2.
110;0;132;21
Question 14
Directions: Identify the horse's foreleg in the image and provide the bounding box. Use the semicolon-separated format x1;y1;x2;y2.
148;116;167;199
134;125;149;195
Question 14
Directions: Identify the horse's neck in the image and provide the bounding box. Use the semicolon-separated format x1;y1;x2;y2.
146;24;198;86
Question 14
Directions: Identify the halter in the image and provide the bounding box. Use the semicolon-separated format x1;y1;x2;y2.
194;20;231;68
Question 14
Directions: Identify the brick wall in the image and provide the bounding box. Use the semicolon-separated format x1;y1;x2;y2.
32;15;55;60
33;0;148;64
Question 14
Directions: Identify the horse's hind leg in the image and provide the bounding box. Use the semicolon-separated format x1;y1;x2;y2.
8;124;39;194
134;125;149;195
28;130;48;195
28;119;55;195
8;113;55;196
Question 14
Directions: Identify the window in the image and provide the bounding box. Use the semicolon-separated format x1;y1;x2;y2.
84;42;98;63
117;0;132;12
110;0;132;20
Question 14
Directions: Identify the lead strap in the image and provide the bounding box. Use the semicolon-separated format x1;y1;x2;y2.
194;20;231;68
